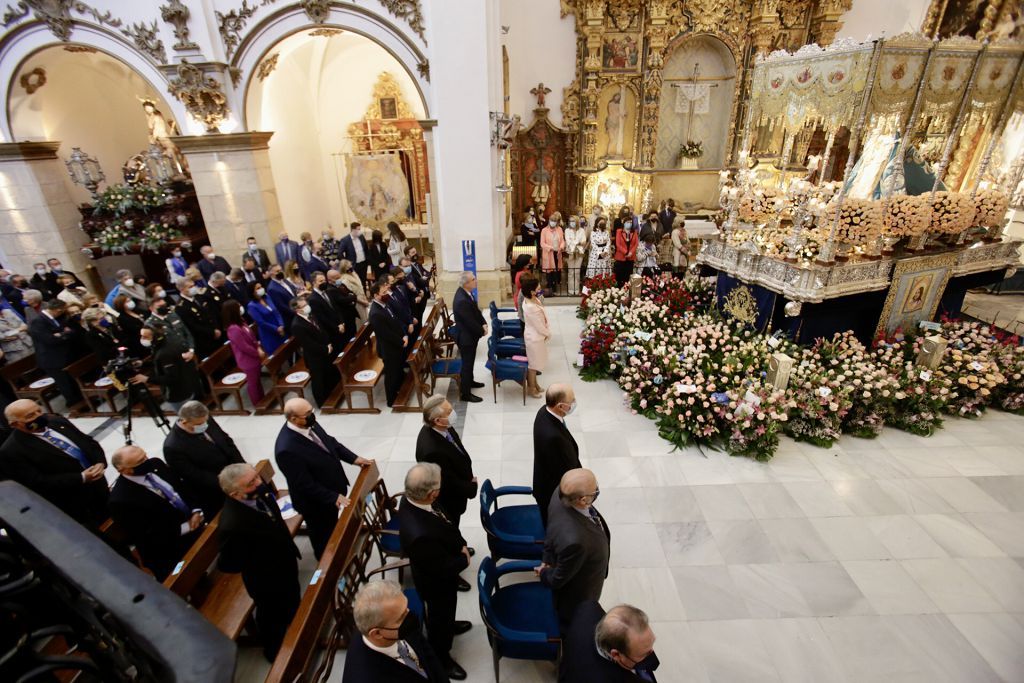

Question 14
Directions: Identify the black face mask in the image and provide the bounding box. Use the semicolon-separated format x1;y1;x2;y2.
245;482;274;500
410;255;419;263
154;304;168;315
274;272;285;281
380;611;421;642
24;414;48;432
630;652;660;674
133;459;158;476
303;413;317;428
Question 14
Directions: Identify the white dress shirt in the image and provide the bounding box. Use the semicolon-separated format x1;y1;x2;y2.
122;472;200;535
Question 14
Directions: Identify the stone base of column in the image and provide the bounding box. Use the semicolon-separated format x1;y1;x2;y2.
435;269;510;308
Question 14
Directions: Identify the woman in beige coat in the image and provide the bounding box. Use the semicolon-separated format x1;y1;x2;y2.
521;276;550;398
338;259;369;324
671;219;689;272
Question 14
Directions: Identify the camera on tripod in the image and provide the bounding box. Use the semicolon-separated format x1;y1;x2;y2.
103;347;171;443
103;347;138;388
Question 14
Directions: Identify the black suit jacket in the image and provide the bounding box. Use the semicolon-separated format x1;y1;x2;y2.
368;300;405;360
163;420;244;517
452;287;484;347
415;426;476;520
274;423;358;526
540;494;611;624
338;234;369;265
83;325;125;364
0;418;108;526
108;460;201;581
532;407;581;525
149;337;201;402
28;313;76;370
197;256;232;282
309;289;344;336
342;627;449;683
30;272;62;299
291;315;333;365
224;280;249;306
565;601;656;683
242;248;271;271
217;495;299;597
176;296;219;358
397;498;469;598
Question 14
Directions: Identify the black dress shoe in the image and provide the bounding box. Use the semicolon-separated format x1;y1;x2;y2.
453;620;473;635
460;394;484;403
445;657;467;680
471;380;485;388
467;546;476;557
457;576;472;592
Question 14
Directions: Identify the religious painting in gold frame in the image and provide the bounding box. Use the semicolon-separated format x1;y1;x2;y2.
602;33;642;72
876;253;957;338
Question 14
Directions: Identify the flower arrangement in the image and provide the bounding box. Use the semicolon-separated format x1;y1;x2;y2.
680;140;704;159
834;198;883;246
139;219;184;253
974;189;1010;229
95;221;135;252
578;273;619;318
929;191;977;234
93;184;170;216
883;194;933;238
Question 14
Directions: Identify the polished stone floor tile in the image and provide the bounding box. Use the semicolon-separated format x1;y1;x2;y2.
752;618;850;683
809;517;893;561
708;518;778;564
901;558;1004;614
736;482;806;518
866;515;949;560
670;565;750;621
691;484;755;520
656;521;724;566
948;613;1024;683
686;620;783;682
759;517;836;562
914;513;1008;558
784;481;856;517
842;559;940;615
969;476;1024;512
923;477;1009;513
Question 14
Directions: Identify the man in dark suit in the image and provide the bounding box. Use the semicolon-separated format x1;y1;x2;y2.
452;271;486;403
240;257;265;288
163;400;244;517
242;236;271;273
175;278;221;359
309;272;347;352
27;299;83;406
217;463;301;662
537;468;610;630
343;579;449;683
203;272;230;330
274;397;373;559
46;258;86;290
400;253;429;324
30;262;61;299
398;462;472;680
133;323;202;411
658;198;677;237
325;269;358;347
388;268;419;345
225;269;251;306
565;602;660;683
274;232;301;267
109;444;205;581
0;399;108;529
533;383;582;527
197;245;232;282
367;279;407;408
338;222;370;284
290;295;339;407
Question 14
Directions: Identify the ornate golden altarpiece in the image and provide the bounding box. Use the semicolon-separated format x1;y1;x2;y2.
557;0;854;210
346;72;430;223
510;99;578;218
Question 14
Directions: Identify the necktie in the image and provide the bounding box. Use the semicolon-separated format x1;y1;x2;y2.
636;670;655;682
40;430;90;469
255;495;274;517
432;508;451;524
396;641;427;678
144;473;190;513
307;427;328;451
587;507;602;527
443;430;464;455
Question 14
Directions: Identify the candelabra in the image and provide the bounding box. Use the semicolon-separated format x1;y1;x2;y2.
65;147;105;201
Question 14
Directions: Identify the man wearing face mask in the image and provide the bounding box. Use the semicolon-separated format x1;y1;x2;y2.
241;236;270;272
197;246;231;282
566;603;659;682
145;294;195;355
163;401;244;517
0;398;108;530
521;208;540;246
399;255;428;324
274;397;374;559
398;463;473;680
165;247;189;286
533;383;581;527
343;579;448;682
339;222;370;284
28;299;83;407
289;295;339;407
368;279;408;408
217;463;301;662
174;277;220;359
308;272;347;353
132;323;202;411
108;444;204;581
30;261;60;299
638;211;662;244
415;395;478;545
536;468;610;631
324;269;358;346
105;269;148;308
46;258;85;290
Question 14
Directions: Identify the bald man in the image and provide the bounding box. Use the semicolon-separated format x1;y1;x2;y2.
537;468;611;629
565;602;659;682
274;398;373;559
108;445;204;580
533;383;581;527
0;399;108;529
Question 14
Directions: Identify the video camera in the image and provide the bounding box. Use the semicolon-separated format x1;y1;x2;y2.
103;347;139;389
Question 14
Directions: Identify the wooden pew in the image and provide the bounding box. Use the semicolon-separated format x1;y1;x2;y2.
65;353;120;416
271;339;312;406
322;324;383;415
198;344;250;416
265;463;379;683
253;336;300;415
162;459;302;640
1;353;62;413
390;326;431;413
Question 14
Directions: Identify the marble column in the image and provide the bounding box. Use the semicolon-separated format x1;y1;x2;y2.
173;132;284;257
0;141;94;281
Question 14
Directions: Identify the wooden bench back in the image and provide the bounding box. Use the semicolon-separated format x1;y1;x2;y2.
64;353;101;383
264;336;298;380
336;323;372;373
1;353;46;389
265;463;379;683
199;344;235;379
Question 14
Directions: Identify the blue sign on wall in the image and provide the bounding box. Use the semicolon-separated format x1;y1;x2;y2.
461;239;478;301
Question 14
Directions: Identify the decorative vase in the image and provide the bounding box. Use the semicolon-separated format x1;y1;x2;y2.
679;157;698;170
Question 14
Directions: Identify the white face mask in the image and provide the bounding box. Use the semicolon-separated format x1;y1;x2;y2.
126;300;136;310
140;338;152;348
302;304;311;316
206;252;216;260
255;287;265;297
248;244;257;251
123;278;135;287
443;408;457;425
155;290;166;299
569;221;577;228
35;268;46;276
562;400;577;416
187;286;199;297
548;220;557;227
172;251;182;258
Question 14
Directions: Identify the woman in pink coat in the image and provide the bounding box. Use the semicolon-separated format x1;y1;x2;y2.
521;276;550;398
540;211;566;292
223;299;265;406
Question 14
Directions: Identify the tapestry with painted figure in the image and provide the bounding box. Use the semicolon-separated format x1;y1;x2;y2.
345;153;410;225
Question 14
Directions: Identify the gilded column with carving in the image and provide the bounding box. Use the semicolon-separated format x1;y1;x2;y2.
637;1;671;169
809;0;853;47
750;0;781;56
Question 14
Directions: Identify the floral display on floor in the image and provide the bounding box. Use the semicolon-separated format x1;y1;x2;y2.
576;275;1024;461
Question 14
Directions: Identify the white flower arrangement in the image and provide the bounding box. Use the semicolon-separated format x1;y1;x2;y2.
883;194;932;238
835;198;883;246
974;189;1009;229
929;191;977;234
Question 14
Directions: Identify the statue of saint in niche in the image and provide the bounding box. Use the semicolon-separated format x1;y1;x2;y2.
530;156;551;205
605;89;627;158
139;97;188;177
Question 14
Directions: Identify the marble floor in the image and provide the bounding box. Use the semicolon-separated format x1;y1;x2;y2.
73;304;1024;682
963;291;1024;334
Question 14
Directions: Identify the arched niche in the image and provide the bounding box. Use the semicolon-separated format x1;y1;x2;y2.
245;29;427;235
654;34;736;170
7;42;178;207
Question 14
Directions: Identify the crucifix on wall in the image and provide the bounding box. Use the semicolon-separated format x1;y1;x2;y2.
671;62;719;142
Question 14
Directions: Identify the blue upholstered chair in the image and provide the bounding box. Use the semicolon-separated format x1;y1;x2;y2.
478;557;561;682
479;479;544;561
427;341;462;393
489;301;524;338
490;324;526;358
485;337;528;404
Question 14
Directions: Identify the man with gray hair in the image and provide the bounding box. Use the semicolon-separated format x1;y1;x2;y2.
21;288;44;323
342;579;448;682
216;463;300;662
565;602;659;682
105;268;147;308
398;462;473;679
163;400;244;517
451;270;486;403
197;244;231;282
415;394;477;531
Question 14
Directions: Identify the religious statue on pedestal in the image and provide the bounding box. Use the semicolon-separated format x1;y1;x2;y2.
530;156;551;205
605;91;626;158
139;97;188;177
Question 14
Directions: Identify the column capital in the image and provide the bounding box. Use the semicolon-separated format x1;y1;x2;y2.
172;131;274;154
0;141;61;161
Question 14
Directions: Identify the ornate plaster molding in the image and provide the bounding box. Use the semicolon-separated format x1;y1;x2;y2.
216;0;264;60
300;0;330;24
256;52;278;81
167;60;230;133
161;0;198;51
0;140;61;161
2;0;122;41
122;19;167;64
379;0;426;44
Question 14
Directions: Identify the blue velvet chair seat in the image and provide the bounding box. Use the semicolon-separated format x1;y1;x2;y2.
491;583;559;660
379;516;402;554
432;357;462;374
404;588;425;623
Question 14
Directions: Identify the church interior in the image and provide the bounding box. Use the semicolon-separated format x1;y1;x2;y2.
1;1;1024;682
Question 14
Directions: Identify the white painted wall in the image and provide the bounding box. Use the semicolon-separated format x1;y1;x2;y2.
499;0;577;128
837;0;932;41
